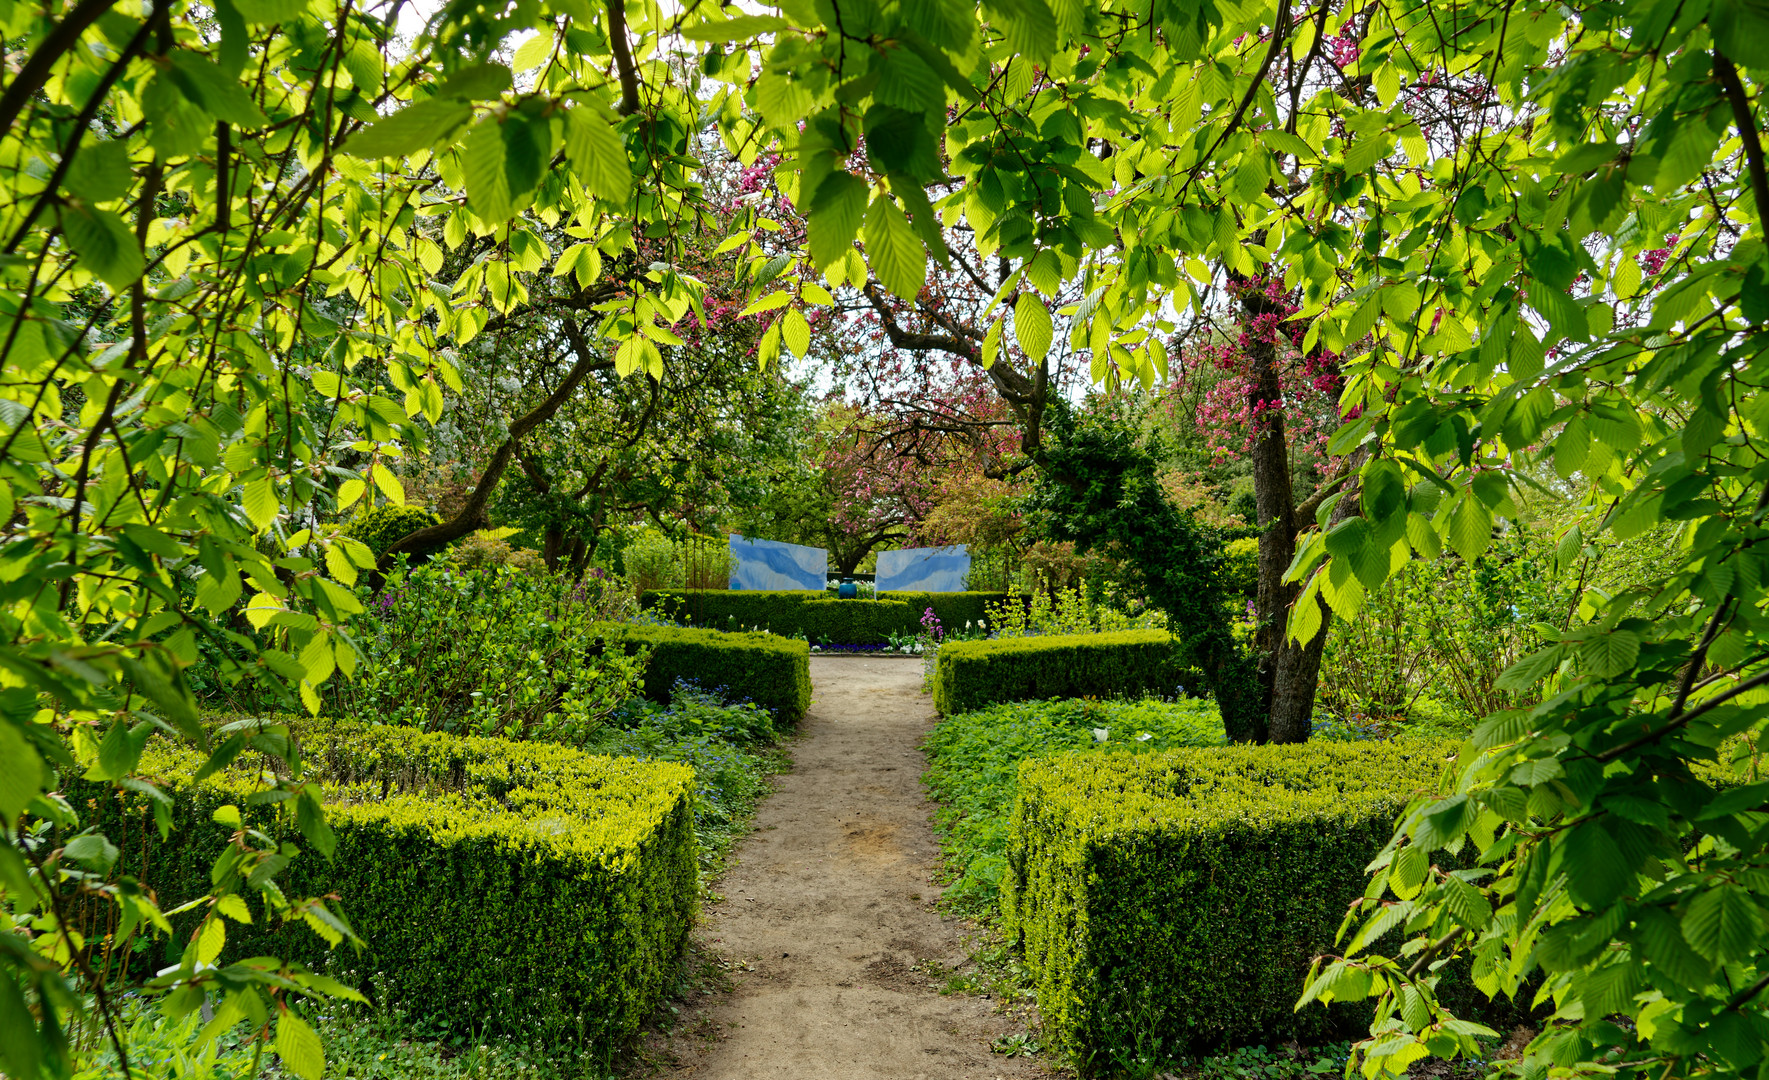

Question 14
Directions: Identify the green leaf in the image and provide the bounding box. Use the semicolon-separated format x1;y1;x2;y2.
1634;905;1712;989
681;13;791;40
63;833;119;873
242;478;277;532
434;62;512;101
565;107;630;203
347;98;472;159
1577;629;1640;678
902;0;975;51
0;720;42;826
0;971;43;1080
806;172;867;269
500;111;549;203
231;0;307;23
276;1011;325;1080
873;45;945;112
1495;645;1562;692
63;139;132;203
1682;885;1764;963
463;117;513;224
983;0;1057;62
168;53;269;129
61;203;144;290
1561;823;1630;908
1014;291;1053;362
1444;493;1491;562
864;194;927;299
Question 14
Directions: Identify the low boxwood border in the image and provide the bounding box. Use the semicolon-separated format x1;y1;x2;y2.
74;719;697;1058
930;629;1191;715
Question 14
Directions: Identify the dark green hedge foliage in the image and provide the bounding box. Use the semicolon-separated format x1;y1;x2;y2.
639;589;1008;643
1003;741;1527;1063
75;720;696;1057
930;629;1189;715
611;623;812;722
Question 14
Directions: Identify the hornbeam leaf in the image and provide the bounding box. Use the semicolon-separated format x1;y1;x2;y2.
681;14;791;40
807;172;867;269
463;117;513;223
1577;629;1640;678
241;478;277;532
1444;493;1491;562
276;1012;324;1080
864;194;927;300
565;107;631;203
1562;822;1630;908
434;62;512;101
1682;885;1764;963
347;98;472;159
61;203;144;289
1014;291;1053;362
232;0;307;23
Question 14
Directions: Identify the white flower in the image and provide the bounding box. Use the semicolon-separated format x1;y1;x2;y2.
1136;732;1153;742
979;619;987;628
1092;727;1109;743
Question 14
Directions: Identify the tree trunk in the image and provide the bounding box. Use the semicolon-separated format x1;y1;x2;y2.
1240;283;1364;744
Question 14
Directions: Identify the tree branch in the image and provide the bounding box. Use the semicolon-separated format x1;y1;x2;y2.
380;320;613;565
1715;50;1769;247
0;0;124;140
607;0;642;116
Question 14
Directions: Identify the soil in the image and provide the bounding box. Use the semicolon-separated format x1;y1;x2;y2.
639;657;1054;1079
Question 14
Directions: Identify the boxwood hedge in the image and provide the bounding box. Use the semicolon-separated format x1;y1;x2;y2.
74;720;697;1058
639;589;1008;643
1002;740;1525;1064
930;629;1190;715
610;623;811;722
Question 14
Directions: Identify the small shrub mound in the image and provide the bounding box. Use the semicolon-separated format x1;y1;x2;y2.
76;719;697;1059
344;504;443;557
1002;740;1458;1063
609;623;812;722
931;629;1189;715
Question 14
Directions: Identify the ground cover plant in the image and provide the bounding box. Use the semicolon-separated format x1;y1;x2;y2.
923;697;1226;915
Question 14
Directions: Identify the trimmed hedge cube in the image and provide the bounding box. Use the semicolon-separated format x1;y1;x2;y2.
931;629;1188;715
1003;741;1461;1061
613;623;812;722
76;721;697;1058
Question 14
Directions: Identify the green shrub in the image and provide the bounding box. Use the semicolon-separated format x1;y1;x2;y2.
75;719;697;1059
930;629;1189;715
344;504;443;558
923;697;1226;914
1003;741;1480;1062
609;623;812;722
1219;536;1260;598
640;589;1008;643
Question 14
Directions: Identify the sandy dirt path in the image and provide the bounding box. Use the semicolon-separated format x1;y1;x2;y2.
643;656;1052;1080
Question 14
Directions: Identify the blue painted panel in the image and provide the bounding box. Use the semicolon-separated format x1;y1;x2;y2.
876;545;970;593
728;534;827;591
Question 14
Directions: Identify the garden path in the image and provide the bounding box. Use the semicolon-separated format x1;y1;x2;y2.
642;657;1051;1079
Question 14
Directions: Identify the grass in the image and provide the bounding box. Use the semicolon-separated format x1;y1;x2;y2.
921;695;1226;917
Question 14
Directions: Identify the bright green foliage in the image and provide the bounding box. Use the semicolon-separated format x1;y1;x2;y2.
203;561;649;741
609;624;812;722
342;507;445;559
1218;538;1261;599
931;629;1191;715
73;719;697;1059
923;697;1225;913
641;589;1008;642
1003;742;1466;1063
